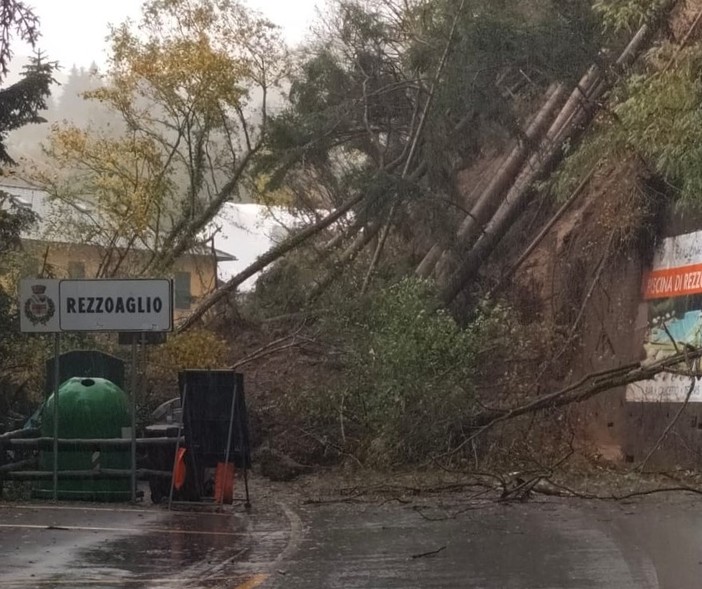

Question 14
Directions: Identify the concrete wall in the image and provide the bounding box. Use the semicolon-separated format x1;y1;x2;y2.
516;161;702;469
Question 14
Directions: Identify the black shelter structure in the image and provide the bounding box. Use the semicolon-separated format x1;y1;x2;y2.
175;370;251;505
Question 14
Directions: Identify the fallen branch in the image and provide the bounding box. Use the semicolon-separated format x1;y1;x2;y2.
488;163;597;298
638;376;697;472
229;326;307;370
177;192;365;333
436;344;702;462
411;546;446;559
541;478;702;500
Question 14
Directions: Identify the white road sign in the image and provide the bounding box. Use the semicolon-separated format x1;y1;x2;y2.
59;279;173;332
19;279;61;333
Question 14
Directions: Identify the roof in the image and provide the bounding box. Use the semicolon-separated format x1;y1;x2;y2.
0;180;347;290
0;180;237;262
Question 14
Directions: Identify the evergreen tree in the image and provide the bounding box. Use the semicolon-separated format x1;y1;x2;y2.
0;0;54;164
0;1;56;426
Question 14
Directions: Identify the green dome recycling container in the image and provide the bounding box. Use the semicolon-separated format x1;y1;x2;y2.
34;377;131;501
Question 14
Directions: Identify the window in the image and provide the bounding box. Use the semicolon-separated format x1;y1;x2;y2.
174;271;192;309
68;261;85;279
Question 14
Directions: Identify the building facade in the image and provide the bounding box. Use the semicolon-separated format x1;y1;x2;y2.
1;179;235;320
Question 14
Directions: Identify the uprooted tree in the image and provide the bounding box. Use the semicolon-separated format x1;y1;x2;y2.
180;0;604;325
203;0;698;468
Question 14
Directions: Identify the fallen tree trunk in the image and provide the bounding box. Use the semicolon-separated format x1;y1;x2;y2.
307;221;382;303
439;14;660;304
416;82;567;278
433;69;599;283
439;75;604;302
444;345;702;459
177;192;366;332
486;163;598;298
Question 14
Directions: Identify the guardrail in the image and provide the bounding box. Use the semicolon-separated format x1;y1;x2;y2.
0;437;184;450
0;434;181;491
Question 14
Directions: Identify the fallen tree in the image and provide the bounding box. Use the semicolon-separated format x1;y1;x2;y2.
176;191;365;332
438;10;670;303
443;345;702;460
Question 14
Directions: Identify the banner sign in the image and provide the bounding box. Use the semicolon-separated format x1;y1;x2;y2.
628;230;702;402
643;263;702;300
20;279;173;333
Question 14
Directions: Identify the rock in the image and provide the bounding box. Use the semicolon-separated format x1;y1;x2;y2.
256;447;313;481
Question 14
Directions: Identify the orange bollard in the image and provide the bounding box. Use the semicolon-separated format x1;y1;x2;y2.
173;447;187;491
214;462;235;504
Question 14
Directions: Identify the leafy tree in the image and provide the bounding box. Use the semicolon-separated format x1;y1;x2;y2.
552;46;702;207
35;0;287;277
0;188;43;430
593;0;668;34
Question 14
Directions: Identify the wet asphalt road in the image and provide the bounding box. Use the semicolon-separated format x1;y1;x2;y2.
1;492;702;588
0;500;292;588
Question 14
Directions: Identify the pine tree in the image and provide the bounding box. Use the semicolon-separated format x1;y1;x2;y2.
0;1;56;423
0;53;54;163
0;0;54;164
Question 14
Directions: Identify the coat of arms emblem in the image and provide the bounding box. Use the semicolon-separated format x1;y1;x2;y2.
24;284;56;325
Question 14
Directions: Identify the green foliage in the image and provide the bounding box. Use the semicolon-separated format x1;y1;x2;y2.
0;55;55;164
253;256;312;316
307;278;501;463
552;48;702;206
0;3;52;164
0;1;58;429
0;0;56;165
0;195;35;257
0;196;46;429
593;0;667;34
254;0;605;307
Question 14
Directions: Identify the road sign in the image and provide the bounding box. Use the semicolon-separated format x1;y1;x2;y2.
59;279;173;332
19;279;61;333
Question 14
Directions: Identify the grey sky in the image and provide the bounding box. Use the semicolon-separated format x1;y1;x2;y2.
20;0;321;71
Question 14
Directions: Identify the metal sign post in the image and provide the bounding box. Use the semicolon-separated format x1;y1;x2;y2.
52;333;60;502
220;379;237;508
130;338;138;503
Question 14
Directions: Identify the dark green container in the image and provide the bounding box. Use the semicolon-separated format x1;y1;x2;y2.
34;377;131;501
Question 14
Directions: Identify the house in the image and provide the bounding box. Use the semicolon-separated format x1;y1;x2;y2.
0;179;237;319
208;201;296;290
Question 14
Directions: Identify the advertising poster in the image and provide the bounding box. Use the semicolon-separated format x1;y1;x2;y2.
627;230;702;402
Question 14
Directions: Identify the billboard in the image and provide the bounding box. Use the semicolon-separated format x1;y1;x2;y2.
627;230;702;402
